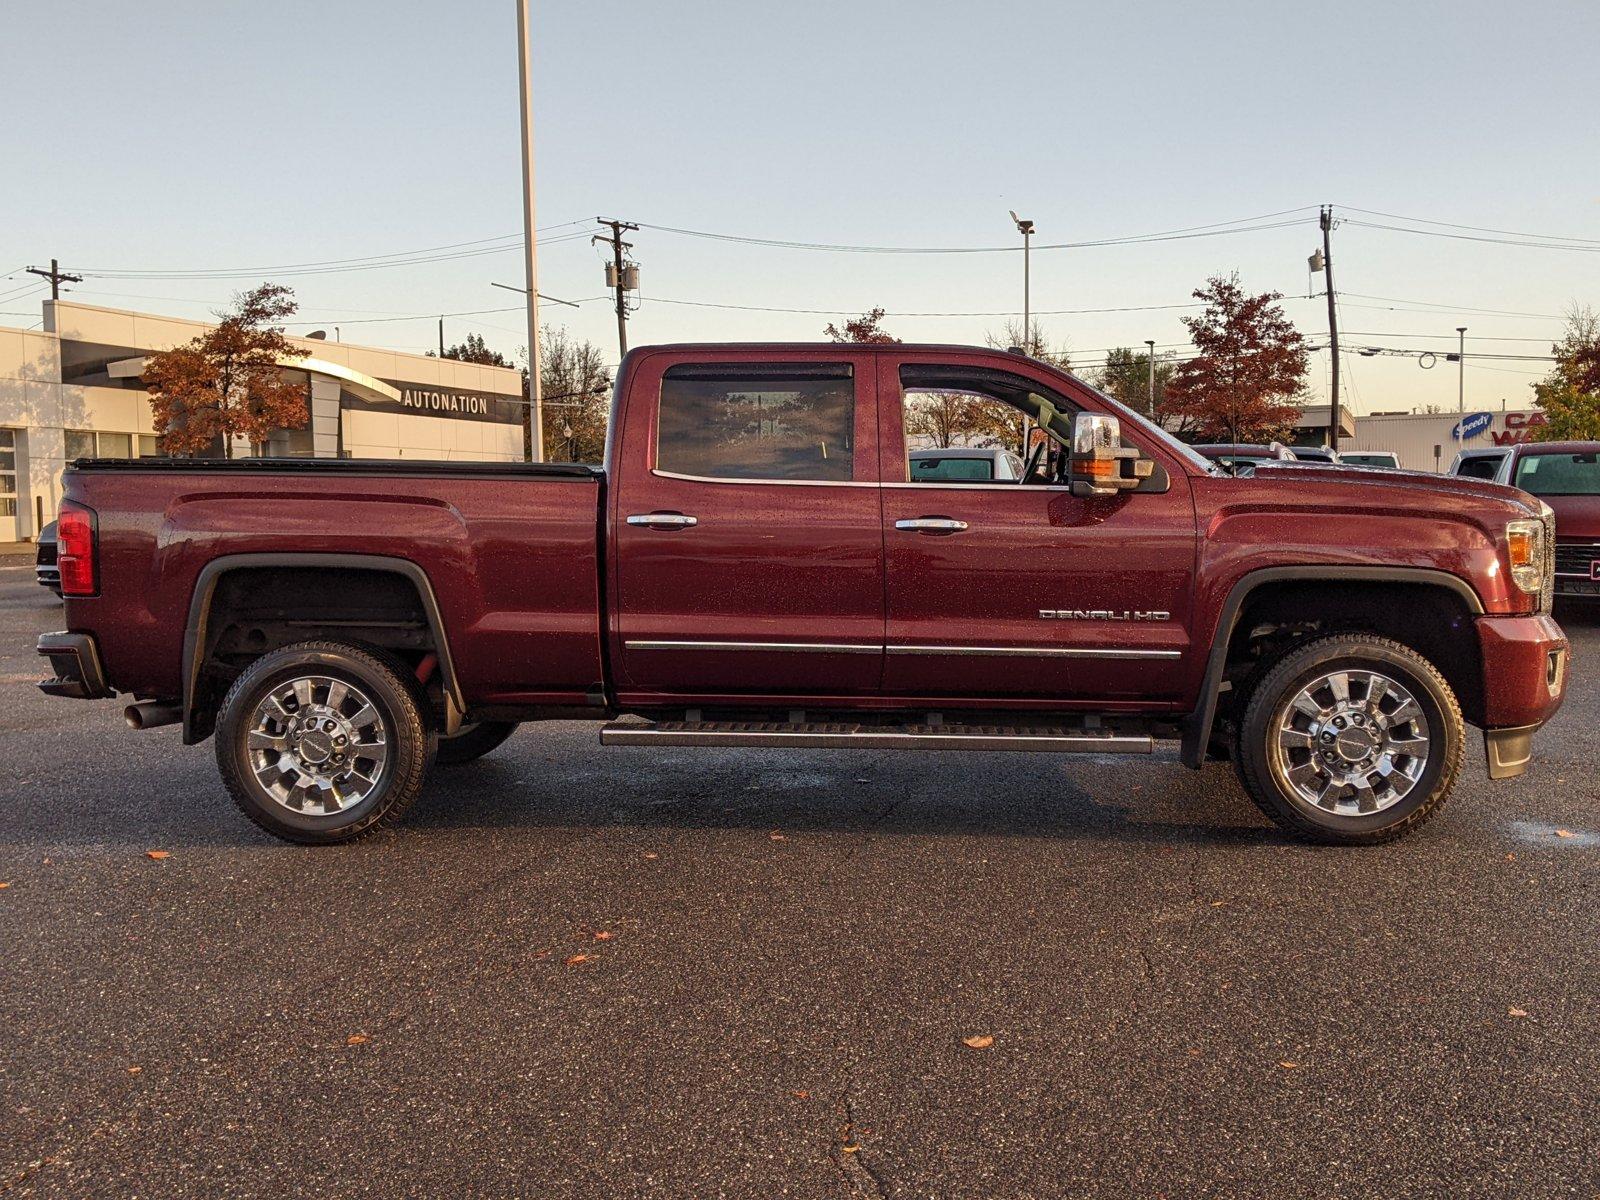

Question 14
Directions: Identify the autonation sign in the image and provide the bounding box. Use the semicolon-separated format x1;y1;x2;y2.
342;382;523;426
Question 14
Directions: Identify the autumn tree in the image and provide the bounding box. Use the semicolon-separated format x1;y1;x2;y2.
526;325;612;463
985;319;1071;370
1531;304;1600;440
435;332;513;367
903;389;1023;450
1095;346;1176;417
1163;274;1307;443
823;308;900;343
142;283;309;458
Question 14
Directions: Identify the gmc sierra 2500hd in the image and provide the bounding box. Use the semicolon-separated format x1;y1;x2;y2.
37;343;1568;845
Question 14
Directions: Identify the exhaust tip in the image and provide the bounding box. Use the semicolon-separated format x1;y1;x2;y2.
124;702;181;730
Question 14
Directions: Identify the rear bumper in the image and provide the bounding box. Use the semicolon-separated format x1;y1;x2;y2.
1476;614;1568;778
36;631;113;700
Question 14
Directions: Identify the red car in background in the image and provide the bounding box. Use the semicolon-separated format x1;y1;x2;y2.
1496;441;1600;601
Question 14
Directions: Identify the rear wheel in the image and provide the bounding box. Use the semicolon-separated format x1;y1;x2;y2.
435;720;519;765
1235;634;1463;845
215;641;433;845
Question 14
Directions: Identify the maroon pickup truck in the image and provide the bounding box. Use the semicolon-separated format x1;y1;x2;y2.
37;343;1569;846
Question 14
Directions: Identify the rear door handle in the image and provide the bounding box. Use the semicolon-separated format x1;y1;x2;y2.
894;517;969;533
627;512;699;529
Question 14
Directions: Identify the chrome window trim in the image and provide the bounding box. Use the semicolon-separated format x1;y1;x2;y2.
625;639;1178;660
886;645;1181;659
881;481;1077;492
650;469;879;489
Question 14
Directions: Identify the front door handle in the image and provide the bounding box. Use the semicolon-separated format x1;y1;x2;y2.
627;512;699;529
894;517;969;533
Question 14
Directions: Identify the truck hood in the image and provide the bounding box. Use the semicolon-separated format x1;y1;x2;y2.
1540;492;1600;540
1251;462;1543;517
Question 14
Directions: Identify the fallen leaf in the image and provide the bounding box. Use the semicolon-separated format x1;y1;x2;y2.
841;1144;860;1154
769;831;787;841
962;1035;994;1049
1209;900;1226;907
1508;1007;1529;1018
0;882;10;890
1505;853;1516;861
346;1034;369;1045
532;949;550;960
790;1089;810;1100
126;1066;142;1074
565;954;592;966
1278;1061;1298;1070
643;852;659;860
145;850;170;860
593;931;615;942
1555;830;1575;839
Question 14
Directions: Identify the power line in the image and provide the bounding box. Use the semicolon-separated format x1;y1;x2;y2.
636;208;1317;255
1343;219;1600;253
1338;206;1600;247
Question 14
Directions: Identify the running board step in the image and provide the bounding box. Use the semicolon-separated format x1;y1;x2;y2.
600;718;1153;754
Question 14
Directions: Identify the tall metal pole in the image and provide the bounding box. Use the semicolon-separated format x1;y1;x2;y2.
516;0;544;462
1456;327;1467;412
1320;206;1341;453
1023;226;1031;348
1144;339;1156;416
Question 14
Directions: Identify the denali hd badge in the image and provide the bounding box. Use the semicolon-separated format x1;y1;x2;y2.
1039;609;1171;621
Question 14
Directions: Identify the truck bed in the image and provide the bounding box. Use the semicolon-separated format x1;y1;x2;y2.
62;457;607;713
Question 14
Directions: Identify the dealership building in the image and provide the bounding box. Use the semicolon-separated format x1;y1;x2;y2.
0;300;526;544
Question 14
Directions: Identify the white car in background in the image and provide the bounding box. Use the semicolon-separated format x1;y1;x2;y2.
1341;451;1401;469
909;447;1026;483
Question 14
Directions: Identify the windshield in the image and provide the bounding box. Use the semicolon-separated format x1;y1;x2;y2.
1513;451;1600;496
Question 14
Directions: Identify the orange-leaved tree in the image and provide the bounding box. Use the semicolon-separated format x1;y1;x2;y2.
143;283;308;458
1163;274;1307;443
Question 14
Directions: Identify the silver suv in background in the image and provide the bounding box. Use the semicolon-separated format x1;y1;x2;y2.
1450;447;1508;480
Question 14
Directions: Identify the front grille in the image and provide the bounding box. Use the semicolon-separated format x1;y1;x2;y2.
1554;541;1600;579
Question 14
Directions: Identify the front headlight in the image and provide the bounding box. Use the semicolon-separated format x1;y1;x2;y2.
1506;519;1545;594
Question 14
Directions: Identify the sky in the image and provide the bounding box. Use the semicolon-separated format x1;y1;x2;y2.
4;0;1599;415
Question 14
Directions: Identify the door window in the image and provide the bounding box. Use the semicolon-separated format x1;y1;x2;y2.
657;366;854;482
898;364;1076;485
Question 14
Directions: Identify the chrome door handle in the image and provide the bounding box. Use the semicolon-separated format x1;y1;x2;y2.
627;512;699;529
895;517;969;532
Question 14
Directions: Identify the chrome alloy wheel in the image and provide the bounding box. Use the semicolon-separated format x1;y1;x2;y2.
247;676;389;815
1270;668;1430;816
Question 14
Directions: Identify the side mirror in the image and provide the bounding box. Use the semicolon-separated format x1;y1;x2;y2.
1069;412;1152;497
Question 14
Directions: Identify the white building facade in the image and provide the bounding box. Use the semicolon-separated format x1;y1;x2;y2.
0;300;526;543
1344;408;1548;472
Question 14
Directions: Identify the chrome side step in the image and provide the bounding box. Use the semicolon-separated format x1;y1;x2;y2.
600;718;1153;754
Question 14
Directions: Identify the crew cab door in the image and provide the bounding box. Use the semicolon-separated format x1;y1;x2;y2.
609;350;885;700
878;354;1197;702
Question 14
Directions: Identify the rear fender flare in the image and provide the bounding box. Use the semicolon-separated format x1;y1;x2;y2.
181;552;464;743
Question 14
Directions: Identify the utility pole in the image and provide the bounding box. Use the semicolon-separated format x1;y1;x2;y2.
1009;212;1034;349
515;0;544;461
1456;327;1467;412
25;258;82;301
1318;206;1341;453
1144;339;1156;417
595;218;639;358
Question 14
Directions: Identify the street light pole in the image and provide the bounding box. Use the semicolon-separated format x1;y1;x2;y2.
1009;211;1034;351
1144;339;1156;417
1456;327;1467;413
515;0;544;462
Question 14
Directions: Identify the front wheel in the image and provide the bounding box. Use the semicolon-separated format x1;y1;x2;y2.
1234;634;1464;845
215;641;433;845
435;720;519;765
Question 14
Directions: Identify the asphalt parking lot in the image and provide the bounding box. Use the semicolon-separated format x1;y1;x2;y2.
1;561;1595;1199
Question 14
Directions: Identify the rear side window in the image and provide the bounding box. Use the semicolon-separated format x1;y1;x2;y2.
1456;456;1501;480
657;366;854;482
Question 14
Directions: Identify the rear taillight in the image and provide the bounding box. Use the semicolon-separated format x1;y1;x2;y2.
56;502;98;596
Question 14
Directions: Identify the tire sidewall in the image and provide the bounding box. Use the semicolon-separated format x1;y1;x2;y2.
1243;642;1457;839
217;646;425;842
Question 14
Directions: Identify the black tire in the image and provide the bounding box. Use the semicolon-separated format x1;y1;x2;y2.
1234;634;1464;845
435;720;519;765
215;640;433;845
